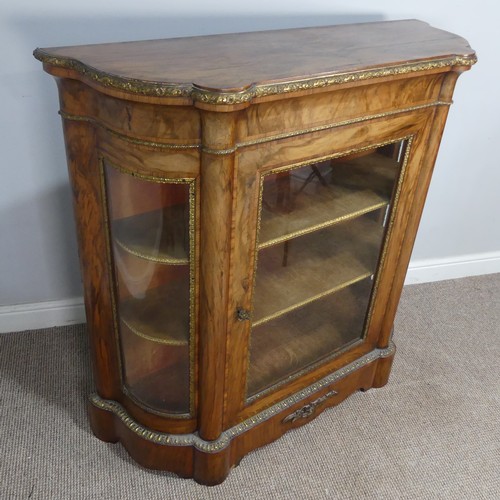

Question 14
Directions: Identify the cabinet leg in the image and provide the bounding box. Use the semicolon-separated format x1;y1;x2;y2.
193;447;231;486
87;397;119;443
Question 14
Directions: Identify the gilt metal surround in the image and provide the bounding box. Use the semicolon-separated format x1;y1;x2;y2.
90;341;395;453
34;48;476;105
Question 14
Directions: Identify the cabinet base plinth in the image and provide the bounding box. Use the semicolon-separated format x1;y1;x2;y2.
88;396;195;479
87;342;395;484
372;347;396;388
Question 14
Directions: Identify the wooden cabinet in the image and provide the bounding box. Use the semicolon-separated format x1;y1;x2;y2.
34;20;476;484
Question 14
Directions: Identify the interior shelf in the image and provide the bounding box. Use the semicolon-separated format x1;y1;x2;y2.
125;361;190;413
252;213;384;326
247;277;373;398
112;205;190;264
259;153;398;248
119;320;191;413
119;279;190;345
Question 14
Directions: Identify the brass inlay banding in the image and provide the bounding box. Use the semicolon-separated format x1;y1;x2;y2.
35;46;476;104
90;341;395;452
60;102;448;154
238;101;451;149
59;110;200;150
103;159;194;184
201;146;238;155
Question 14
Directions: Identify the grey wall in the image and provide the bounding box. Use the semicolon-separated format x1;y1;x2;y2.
1;1;498;308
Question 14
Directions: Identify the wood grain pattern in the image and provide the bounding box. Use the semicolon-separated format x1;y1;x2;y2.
36;21;475;484
236;74;445;144
197;111;238;441
36;21;474;94
58;80;122;400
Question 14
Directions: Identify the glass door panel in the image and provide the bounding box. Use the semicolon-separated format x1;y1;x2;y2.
247;140;408;400
103;161;194;415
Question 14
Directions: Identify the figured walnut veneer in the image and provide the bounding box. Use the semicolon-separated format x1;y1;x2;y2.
35;20;475;485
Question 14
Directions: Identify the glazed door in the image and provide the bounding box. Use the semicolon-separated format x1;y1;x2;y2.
224;108;434;425
245;139;409;400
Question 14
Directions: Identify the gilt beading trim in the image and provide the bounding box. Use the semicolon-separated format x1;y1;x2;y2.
34;48;476;105
59;110;200;150
59;102;449;155
90;341;395;453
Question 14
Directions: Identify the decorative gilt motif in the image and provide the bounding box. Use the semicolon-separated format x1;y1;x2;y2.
283;389;338;423
90;342;395;452
34;48;476;105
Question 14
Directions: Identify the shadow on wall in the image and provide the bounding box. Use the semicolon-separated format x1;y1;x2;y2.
5;13;385;306
0;182;82;305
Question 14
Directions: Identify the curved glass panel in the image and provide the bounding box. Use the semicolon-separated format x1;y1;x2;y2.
103;162;193;414
247;140;408;399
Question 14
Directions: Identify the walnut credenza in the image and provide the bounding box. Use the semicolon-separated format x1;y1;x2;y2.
34;20;476;485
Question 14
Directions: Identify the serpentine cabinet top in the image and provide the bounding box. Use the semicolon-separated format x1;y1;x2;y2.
34;20;476;107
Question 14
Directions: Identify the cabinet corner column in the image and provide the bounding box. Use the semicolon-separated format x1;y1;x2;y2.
377;70;462;349
198;110;239;441
57;79;122;399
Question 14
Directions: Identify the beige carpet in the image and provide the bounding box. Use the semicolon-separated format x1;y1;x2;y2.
1;274;499;499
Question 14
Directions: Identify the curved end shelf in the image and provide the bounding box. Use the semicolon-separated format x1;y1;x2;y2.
112;206;190;265
119;283;190;345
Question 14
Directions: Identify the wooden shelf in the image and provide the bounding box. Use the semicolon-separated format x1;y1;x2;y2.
259;153;398;248
112;206;189;264
252;213;384;326
247;277;373;398
119;279;190;345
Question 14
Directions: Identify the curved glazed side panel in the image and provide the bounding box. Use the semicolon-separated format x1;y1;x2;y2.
57;77;202;433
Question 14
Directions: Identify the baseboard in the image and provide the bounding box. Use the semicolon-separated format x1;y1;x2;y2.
1;253;499;332
405;251;500;285
0;297;86;333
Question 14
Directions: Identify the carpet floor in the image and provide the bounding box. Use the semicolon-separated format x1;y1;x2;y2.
1;274;499;499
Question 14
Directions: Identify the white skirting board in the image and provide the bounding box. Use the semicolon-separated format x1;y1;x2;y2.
404;251;500;285
1;252;499;333
0;297;86;334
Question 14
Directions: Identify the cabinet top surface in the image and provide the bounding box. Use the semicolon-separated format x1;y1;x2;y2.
34;20;475;104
